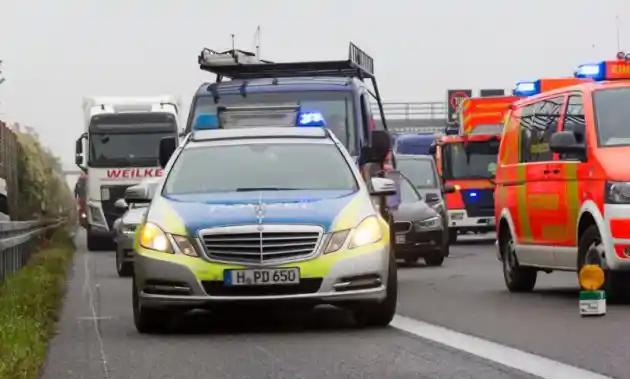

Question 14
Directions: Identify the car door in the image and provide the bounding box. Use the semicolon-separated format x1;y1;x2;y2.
519;97;564;267
549;93;585;269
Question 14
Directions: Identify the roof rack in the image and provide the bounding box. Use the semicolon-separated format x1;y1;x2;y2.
198;42;375;81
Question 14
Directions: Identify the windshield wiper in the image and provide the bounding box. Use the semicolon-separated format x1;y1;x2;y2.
236;187;300;192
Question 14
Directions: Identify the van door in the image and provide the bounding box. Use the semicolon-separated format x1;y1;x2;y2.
518;97;564;267
549;94;585;269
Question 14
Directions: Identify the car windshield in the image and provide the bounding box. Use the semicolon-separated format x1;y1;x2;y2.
88;113;177;167
163;142;358;195
594;87;630;146
396;158;438;188
394;136;435;155
189;91;356;153
442;140;499;180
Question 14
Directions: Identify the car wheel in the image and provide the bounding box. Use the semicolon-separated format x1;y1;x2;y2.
116;245;134;278
424;253;444;267
501;229;537;292
404;257;419;264
352;251;397;328
578;225;630;303
132;277;172;334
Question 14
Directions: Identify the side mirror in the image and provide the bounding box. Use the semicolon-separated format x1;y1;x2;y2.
425;192;440;203
75;134;86;166
443;184;456;194
549;131;585;155
159;137;177;168
369;177;397;196
114;198;128;210
124;185;151;205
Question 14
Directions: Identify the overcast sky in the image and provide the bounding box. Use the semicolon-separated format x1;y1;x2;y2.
0;0;627;172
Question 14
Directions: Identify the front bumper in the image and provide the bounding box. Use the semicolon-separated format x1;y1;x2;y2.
394;229;444;257
135;242;390;309
448;210;494;231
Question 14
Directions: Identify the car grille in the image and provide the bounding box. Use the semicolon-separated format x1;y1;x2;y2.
201;278;322;296
200;225;323;264
393;221;412;233
101;185;133;229
461;189;495;218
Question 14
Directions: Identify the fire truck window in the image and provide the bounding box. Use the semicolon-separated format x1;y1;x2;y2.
593;88;630;147
560;95;586;161
519;97;564;163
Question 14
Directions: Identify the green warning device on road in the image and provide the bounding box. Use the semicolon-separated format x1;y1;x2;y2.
578;264;606;317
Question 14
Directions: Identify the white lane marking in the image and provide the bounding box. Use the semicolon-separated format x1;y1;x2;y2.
83;250;111;379
391;315;613;379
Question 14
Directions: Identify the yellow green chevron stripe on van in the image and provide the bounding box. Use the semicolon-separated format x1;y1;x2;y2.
516;164;532;243
564;162;580;244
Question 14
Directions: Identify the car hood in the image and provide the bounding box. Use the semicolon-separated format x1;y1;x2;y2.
149;190;373;236
393;201;438;222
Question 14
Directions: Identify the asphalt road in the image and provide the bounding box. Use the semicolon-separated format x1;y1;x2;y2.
397;233;630;379
38;230;626;379
41;230;540;379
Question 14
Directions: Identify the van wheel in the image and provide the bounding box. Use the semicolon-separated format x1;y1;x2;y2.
132;277;172;334
501;229;537;292
352;252;397;327
578;225;629;303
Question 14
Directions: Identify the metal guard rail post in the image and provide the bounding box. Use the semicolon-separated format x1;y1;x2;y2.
0;218;66;281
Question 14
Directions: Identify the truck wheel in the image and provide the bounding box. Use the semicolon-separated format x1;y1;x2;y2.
578;225;629;303
501;228;537;292
448;229;458;244
133;277;172;334
87;232;105;251
352;251;397;328
424;253;445;267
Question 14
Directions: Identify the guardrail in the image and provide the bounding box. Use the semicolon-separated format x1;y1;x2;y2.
372;102;447;120
0;218;66;281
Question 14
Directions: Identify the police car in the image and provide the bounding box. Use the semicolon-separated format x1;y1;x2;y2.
125;113;398;333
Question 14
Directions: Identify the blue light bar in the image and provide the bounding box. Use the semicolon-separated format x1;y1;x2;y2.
512;80;541;97
574;62;606;80
194;114;219;130
296;111;326;127
572;61;630;81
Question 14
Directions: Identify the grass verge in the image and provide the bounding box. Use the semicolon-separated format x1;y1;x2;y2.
0;230;75;379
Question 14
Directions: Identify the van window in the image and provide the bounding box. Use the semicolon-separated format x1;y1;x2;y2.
593;87;630;147
560;95;586;160
518;97;564;162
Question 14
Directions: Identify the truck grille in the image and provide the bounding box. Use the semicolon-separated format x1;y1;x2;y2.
461;189;495;218
200;225;323;264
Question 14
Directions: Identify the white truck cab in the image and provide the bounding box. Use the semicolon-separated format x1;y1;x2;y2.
75;96;180;251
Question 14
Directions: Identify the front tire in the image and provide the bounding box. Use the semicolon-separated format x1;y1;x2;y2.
133;277;172;334
352;251;397;327
501;229;537;292
578;225;629;303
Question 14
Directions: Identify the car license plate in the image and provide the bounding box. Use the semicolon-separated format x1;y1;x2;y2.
224;268;300;286
395;234;406;244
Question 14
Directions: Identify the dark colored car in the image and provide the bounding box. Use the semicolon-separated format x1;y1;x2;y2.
391;173;450;266
394;154;454;229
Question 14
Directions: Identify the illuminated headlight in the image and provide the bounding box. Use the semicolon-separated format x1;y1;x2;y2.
138;223;199;257
605;181;630;204
348;216;383;249
80;212;87;219
415;216;441;230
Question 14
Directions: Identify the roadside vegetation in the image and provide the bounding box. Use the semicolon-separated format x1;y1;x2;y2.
0;230;75;379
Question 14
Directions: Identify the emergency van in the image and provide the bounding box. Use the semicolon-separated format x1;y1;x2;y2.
430;96;516;242
495;53;630;300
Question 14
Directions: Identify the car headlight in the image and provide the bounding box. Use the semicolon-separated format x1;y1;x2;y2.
172;235;199;257
324;230;350;254
348;216;383;249
139;222;172;253
415;216;441;230
606;181;630;204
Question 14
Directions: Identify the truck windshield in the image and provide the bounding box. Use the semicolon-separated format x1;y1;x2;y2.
442;140;500;180
190;91;356;153
88;113;177;167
